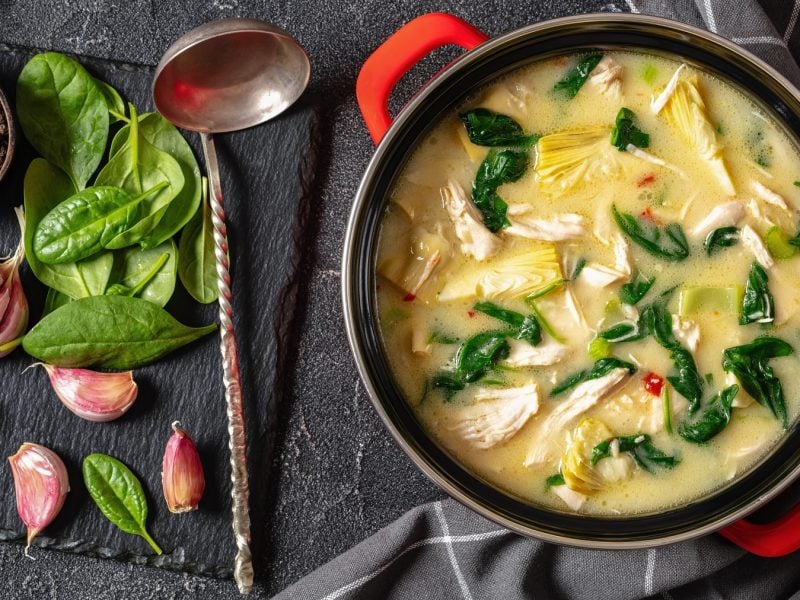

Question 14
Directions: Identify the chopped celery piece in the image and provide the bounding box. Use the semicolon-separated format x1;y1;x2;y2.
765;226;798;259
678;286;742;316
588;337;612;360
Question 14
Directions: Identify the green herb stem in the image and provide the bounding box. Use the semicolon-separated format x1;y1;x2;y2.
662;385;673;435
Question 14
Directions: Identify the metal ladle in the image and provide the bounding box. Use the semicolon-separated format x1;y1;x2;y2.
152;19;310;595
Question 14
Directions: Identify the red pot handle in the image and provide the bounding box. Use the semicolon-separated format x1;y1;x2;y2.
356;12;488;145
720;503;800;557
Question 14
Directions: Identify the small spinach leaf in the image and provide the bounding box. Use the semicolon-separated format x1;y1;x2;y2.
473;301;541;345
545;472;565;489
178;177;217;304
679;385;739;443
612;205;689;261
591;434;678;472
740;262;774;325
704;226;739;256
432;331;511;397
610;107;650;150
598;321;642;343
722;336;793;427
459;108;538;147
94;78;126;123
108;240;177;307
553;53;603;98
82;453;162;555
22;295;217;369
472;149;528;231
620;272;655;305
17;52;109;190
551;357;636;397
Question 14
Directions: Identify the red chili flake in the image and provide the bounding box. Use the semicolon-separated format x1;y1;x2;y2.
642;372;664;397
402;293;416;302
467;310;476;318
637;174;656;187
639;206;661;224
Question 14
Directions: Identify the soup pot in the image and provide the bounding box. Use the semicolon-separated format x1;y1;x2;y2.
342;11;800;553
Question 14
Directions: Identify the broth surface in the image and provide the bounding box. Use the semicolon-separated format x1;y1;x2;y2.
376;50;800;515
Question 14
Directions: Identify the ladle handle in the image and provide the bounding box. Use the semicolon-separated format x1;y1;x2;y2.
200;132;254;594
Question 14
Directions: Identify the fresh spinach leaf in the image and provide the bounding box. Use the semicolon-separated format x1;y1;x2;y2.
679;385;739;443
598;321;643;343
704;226;739;255
612;205;689;261
620;272;655;305
22;295;216;369
553;53;603;98
23;158;114;298
740;262;774;325
111;113;203;248
33;182;168;264
95;105;186;248
42;288;73;316
16;52;109;190
610;107;650;151
94;78;126;123
591;434;678;472
722;336;794;427
458;108;538;147
432;331;511;396
108;240;177;307
472;149;528;232
545;472;566;489
551;357;636;397
82;453;162;555
473;301;541;345
178;177;217;304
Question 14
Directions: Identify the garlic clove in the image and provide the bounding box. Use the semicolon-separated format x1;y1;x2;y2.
162;422;205;513
0;207;29;358
36;364;138;422
8;443;70;551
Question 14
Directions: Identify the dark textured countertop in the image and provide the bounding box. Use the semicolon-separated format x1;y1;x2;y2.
0;1;712;598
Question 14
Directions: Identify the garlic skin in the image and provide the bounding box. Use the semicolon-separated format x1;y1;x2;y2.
36;364;138;422
162;422;205;513
8;443;70;551
0;207;29;358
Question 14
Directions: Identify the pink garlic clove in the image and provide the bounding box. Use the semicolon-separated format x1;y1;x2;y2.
35;364;138;422
162;422;205;513
8;443;70;551
0;206;29;358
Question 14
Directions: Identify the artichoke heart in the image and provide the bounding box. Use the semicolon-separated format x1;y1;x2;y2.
378;225;450;302
561;418;633;494
657;73;735;196
535;127;624;194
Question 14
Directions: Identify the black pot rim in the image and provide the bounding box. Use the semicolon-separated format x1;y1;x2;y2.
342;12;800;548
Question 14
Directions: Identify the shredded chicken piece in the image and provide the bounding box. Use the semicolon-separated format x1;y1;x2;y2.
505;210;587;241
587;56;623;100
612;234;632;277
625;144;687;178
524;368;631;466
503;338;569;367
690;201;745;240
752;181;789;209
740;224;775;269
551;485;588;511
448;382;540;449
564;287;589;329
580;263;627;287
441;180;501;261
672;314;700;353
651;64;686;114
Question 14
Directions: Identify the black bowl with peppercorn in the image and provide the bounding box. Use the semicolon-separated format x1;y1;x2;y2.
0;85;13;182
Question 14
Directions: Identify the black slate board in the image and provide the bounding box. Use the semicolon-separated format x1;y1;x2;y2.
0;45;318;577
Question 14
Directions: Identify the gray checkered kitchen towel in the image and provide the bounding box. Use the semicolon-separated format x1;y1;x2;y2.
275;2;800;599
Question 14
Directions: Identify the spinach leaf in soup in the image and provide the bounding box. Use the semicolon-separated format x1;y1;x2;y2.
591;434;678;472
473;301;541;346
679;385;739;443
178;177;218;304
472;149;528;232
23;159;114;298
550;357;636;397
704;226;739;256
110;113;203;248
612;205;690;262
22;295;217;369
33;182;169;264
108;240;178;307
722;336;793;428
459;108;539;147
740;262;774;325
553;53;603;98
610;107;650;151
620;272;655;305
431;331;511;397
95;105;186;248
16;52;109;190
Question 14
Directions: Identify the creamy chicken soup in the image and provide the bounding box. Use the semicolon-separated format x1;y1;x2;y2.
375;51;800;514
